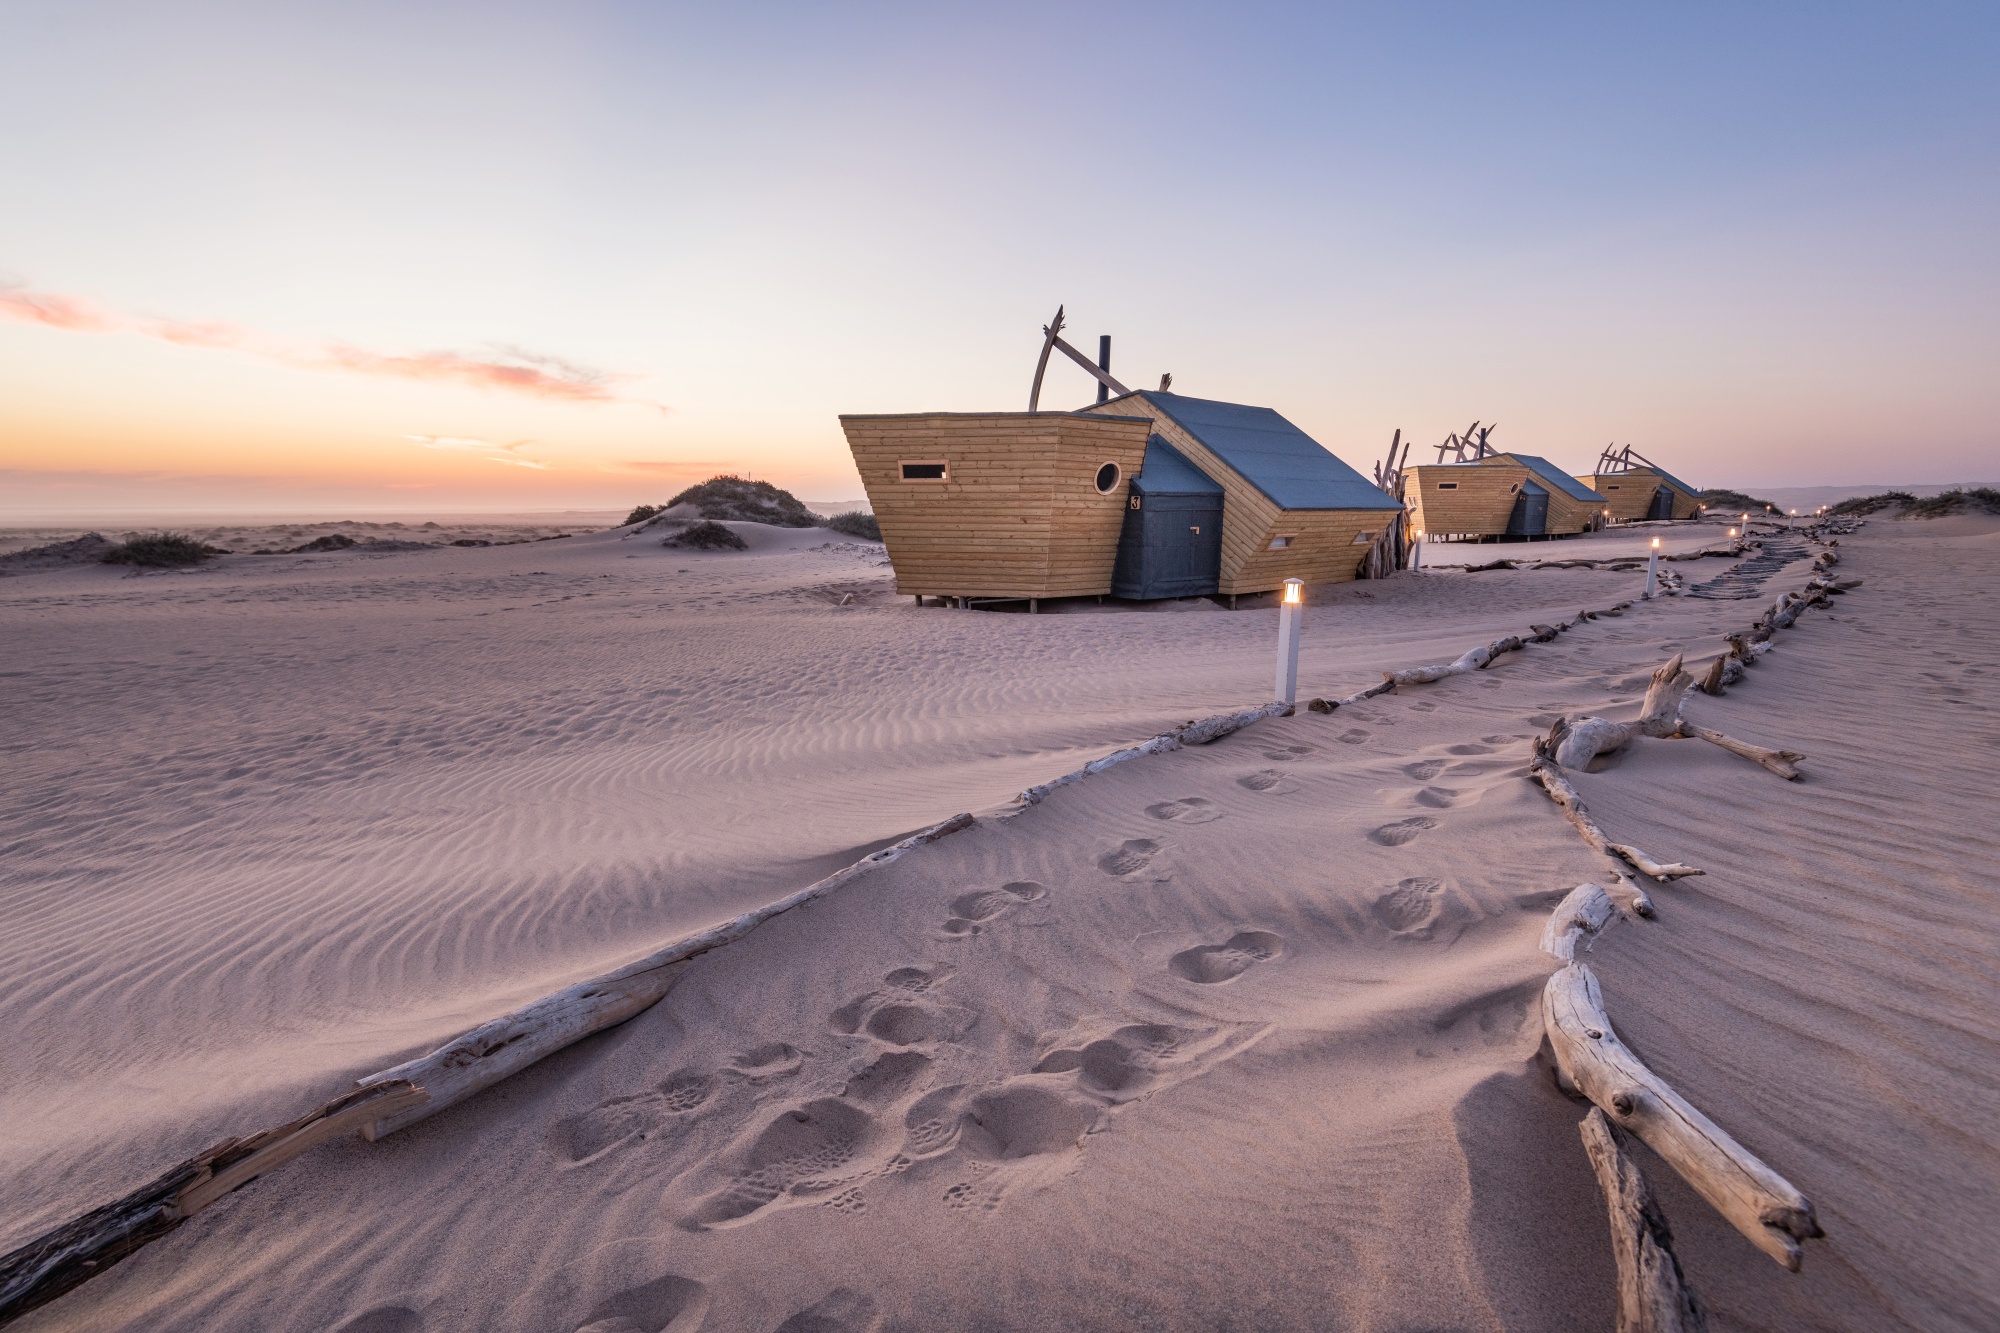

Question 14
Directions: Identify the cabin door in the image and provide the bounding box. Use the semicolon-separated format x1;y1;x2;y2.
1647;486;1674;520
1506;481;1549;536
1112;494;1222;599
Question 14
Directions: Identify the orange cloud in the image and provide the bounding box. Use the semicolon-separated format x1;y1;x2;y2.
0;278;658;408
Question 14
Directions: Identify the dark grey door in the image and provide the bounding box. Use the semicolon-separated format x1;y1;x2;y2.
1507;481;1549;536
1647;486;1674;520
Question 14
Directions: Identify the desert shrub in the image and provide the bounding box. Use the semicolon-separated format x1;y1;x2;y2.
821;511;881;541
663;520;748;550
101;533;225;567
622;503;663;526
1699;488;1778;513
288;533;358;552
667;476;817;527
1826;491;1914;516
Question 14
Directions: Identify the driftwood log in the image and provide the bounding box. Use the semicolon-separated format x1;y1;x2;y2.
0;1081;426;1324
1548;655;1804;780
1540;883;1618;961
1017;701;1290;802
1528;751;1703;881
1544;963;1822;1270
1580;1109;1710;1332
358;810;976;1136
1385;634;1523;687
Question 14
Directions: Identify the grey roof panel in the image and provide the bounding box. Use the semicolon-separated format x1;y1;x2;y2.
1510;454;1607;503
1131;436;1224;496
1099;391;1401;511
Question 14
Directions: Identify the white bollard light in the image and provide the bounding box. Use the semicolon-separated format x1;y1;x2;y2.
1275;578;1304;706
1789;508;1797;529
1645;537;1660;598
1410;529;1424;570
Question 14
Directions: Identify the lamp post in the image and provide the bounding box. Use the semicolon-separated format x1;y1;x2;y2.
1410;528;1424;570
1275;578;1303;707
1789;508;1797;529
1645;537;1660;599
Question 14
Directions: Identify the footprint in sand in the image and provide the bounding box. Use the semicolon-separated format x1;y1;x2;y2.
728;1044;805;1081
902;1085;968;1158
1414;786;1472;809
840;1050;931;1107
830;970;971;1046
939;881;1046;936
547;1070;717;1163
572;1275;711;1333
1168;930;1285;983
686;1098;887;1227
1097;839;1160;876
1408;700;1438;712
1369;817;1438;846
1262;743;1315;761
1370;876;1447;936
1479;734;1520;746
1446;743;1493;755
1337;728;1370;745
331;1309;422;1333
1146;797;1222;824
1404;759;1447;781
775;1289;880;1333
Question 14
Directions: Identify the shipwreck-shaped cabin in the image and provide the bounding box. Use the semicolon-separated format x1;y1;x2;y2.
1401;454;1607;540
1084;392;1404;596
841;392;1401;603
839;410;1153;601
1576;462;1702;522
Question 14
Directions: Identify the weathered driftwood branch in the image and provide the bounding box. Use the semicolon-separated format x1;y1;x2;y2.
1385;634;1523;687
1307;680;1393;713
0;1080;426;1324
358;811;977;1137
1544;963;1822;1270
1017;701;1291;800
1549;655;1804;780
1580;1108;1710;1332
1540;883;1617;961
1528;751;1703;881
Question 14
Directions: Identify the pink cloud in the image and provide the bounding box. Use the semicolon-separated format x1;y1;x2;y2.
0;279;657;408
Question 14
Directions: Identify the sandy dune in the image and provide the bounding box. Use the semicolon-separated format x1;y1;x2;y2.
2;514;1995;1331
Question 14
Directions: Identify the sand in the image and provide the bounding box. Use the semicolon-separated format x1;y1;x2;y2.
2;513;1995;1331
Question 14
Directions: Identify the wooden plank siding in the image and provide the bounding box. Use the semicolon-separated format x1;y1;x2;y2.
1402;456;1600;537
1080;401;1392;593
1577;468;1703;521
840;412;1152;598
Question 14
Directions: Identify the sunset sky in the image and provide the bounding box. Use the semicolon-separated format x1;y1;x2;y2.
3;3;1995;514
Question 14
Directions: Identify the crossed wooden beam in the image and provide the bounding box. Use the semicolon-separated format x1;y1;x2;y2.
1028;305;1131;411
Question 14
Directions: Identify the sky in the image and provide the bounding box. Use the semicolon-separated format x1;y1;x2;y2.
2;1;1995;514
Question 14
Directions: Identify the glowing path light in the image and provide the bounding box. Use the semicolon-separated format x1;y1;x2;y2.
1645;537;1661;599
1275;578;1304;706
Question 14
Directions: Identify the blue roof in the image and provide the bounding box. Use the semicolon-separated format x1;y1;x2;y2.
1095;391;1401;512
1643;463;1700;498
1131;436;1223;496
1510;454;1607;503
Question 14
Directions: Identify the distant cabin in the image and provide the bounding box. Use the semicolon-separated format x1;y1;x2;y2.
1082;392;1403;596
1577;463;1702;522
1402;454;1607;540
840;392;1401;604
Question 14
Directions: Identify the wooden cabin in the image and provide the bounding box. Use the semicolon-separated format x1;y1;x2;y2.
1576;463;1702;522
1402;454;1607;540
839;411;1153;601
1082;391;1404;596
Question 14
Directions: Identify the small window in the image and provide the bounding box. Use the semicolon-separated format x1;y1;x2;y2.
899;460;948;481
1605;484;1620;490
1351;530;1377;545
1268;535;1293;550
1436;482;1459;490
1094;462;1121;493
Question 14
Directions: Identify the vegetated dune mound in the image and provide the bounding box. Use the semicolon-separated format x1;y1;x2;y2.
1698;488;1778;513
663;520;749;551
667;477;821;528
0;533;118;573
1827;487;2000;519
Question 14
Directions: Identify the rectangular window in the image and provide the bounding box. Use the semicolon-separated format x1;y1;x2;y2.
1268;535;1293;550
1605;484;1620;490
1351;530;1377;545
899;460;948;481
1436;482;1458;490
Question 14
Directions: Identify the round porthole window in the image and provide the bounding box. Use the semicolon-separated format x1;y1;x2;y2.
1094;462;1121;493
